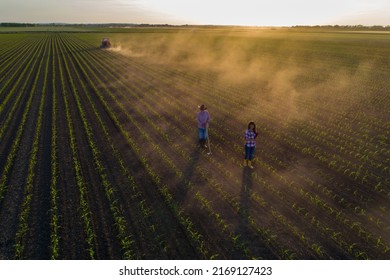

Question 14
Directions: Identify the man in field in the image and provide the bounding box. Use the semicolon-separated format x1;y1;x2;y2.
197;104;210;148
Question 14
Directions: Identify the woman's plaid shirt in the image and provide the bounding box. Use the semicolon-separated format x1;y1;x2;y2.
245;129;257;147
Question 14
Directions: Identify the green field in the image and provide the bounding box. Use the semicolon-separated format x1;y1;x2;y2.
0;27;389;259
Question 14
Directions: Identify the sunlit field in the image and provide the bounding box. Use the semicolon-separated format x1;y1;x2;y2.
0;27;389;259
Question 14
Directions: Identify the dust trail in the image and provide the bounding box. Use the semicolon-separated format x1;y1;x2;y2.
108;44;143;58
106;31;277;84
106;29;385;124
105;31;293;121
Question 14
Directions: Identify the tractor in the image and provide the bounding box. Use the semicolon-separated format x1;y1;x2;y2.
100;38;111;48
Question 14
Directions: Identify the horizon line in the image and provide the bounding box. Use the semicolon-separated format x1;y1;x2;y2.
1;22;390;28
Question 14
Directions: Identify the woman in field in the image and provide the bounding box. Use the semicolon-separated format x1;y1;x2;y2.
244;121;258;169
197;104;210;148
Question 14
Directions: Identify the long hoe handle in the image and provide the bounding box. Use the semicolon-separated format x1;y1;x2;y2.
207;128;212;155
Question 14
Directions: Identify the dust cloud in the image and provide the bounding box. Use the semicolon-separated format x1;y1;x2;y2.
108;30;276;84
106;29;384;124
107;30;299;120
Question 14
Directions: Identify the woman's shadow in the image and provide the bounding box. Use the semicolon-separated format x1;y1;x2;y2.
238;167;253;242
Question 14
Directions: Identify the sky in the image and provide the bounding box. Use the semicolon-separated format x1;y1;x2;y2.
1;0;389;26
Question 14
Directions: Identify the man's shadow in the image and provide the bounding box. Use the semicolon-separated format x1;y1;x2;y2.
176;144;202;204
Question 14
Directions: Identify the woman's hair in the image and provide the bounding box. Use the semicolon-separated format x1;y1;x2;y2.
248;121;256;130
247;121;258;136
